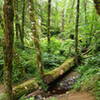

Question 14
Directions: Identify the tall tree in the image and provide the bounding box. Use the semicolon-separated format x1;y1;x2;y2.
14;0;22;40
0;5;4;30
93;0;100;15
47;0;51;52
3;0;14;99
61;9;65;32
28;0;44;76
75;0;80;64
21;0;25;47
0;15;4;29
69;0;75;23
84;0;87;24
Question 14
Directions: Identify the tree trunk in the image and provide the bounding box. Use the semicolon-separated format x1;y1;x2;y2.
75;0;80;64
3;0;14;100
47;0;51;52
84;0;87;24
28;0;44;76
43;58;75;84
93;0;100;15
0;15;4;29
61;9;65;32
14;0;22;40
69;0;75;23
21;0;25;47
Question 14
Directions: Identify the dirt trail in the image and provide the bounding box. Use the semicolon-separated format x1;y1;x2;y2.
0;84;4;93
46;92;95;100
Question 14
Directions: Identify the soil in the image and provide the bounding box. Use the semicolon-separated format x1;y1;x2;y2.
0;84;4;93
46;92;95;100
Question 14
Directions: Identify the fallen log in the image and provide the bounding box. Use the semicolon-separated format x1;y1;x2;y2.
13;79;39;99
0;57;75;100
43;57;75;84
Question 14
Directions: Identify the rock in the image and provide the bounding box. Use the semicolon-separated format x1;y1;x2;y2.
34;95;43;100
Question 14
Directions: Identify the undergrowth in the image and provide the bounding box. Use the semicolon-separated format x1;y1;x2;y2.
73;52;100;100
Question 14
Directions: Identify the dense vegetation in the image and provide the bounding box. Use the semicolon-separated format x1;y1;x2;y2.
0;0;100;100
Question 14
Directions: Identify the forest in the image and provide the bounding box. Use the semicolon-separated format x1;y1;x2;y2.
0;0;100;100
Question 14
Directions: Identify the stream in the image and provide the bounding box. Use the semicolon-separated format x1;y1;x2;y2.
26;71;80;100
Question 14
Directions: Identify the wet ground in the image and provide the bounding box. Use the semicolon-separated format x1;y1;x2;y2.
46;92;95;100
26;71;95;100
0;85;4;93
26;72;80;100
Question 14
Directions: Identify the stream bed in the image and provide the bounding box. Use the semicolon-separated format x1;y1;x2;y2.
26;72;80;100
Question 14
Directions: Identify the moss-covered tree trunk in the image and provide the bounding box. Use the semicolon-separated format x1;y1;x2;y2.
0;15;4;29
75;0;80;64
84;0;87;24
21;0;25;47
47;0;51;52
61;9;65;32
3;0;14;100
93;0;100;15
28;0;44;76
69;0;75;23
14;0;22;40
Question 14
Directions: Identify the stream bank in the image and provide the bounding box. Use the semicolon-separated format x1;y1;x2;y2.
26;71;80;100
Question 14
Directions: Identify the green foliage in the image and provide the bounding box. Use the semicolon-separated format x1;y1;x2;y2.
73;53;100;100
12;46;36;83
0;47;3;82
34;71;48;91
0;93;8;100
49;97;57;100
20;95;27;100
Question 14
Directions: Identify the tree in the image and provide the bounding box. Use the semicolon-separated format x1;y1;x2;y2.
28;0;44;76
84;0;87;24
93;0;100;15
3;0;14;100
47;0;51;52
75;0;80;64
14;0;22;40
61;9;65;32
21;0;25;47
0;15;4;29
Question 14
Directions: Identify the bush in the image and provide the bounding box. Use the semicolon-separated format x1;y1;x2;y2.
73;53;100;100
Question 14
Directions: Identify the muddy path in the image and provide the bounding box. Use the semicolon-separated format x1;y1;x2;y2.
0;84;4;93
46;92;95;100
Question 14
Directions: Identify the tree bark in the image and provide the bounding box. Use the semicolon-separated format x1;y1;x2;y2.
84;0;87;24
93;0;100;15
0;15;4;29
47;0;51;52
75;0;80;64
3;0;14;100
14;0;22;40
43;58;75;84
69;0;75;23
28;0;44;76
61;9;65;32
21;0;25;47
